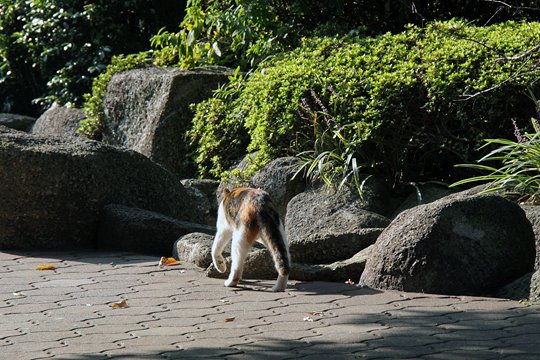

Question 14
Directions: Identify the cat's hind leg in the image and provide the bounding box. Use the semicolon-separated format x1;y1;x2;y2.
224;226;252;287
212;228;231;273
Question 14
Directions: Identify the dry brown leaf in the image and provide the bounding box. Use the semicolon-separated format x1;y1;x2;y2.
308;311;323;317
110;299;129;309
224;316;236;322
159;256;181;267
36;264;56;270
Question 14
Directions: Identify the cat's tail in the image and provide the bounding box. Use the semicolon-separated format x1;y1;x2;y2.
258;205;290;291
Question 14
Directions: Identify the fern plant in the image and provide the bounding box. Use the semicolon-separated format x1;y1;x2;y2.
451;118;540;203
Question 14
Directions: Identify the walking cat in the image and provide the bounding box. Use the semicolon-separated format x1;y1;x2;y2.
212;187;290;292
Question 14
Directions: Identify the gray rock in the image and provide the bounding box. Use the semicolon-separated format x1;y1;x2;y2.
521;204;540;271
531;269;540;303
181;179;220;226
206;246;276;280
97;205;215;255
31;105;85;137
102;66;234;178
392;183;455;218
286;186;390;264
205;244;373;282
359;193;535;295
0;126;198;250
356;175;401;217
493;272;533;300
495;269;540;304
291;245;372;282
0;113;35;132
173;232;216;268
289;228;382;265
250;157;306;217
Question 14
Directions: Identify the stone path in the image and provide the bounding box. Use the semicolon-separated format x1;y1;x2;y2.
1;251;540;359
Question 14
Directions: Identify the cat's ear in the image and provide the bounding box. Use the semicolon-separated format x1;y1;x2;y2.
223;188;231;197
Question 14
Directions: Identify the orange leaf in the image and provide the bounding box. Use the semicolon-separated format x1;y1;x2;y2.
36;264;56;270
110;299;129;309
159;256;181;267
224;316;236;323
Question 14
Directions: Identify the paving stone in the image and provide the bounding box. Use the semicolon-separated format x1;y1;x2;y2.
2;251;540;359
0;350;54;360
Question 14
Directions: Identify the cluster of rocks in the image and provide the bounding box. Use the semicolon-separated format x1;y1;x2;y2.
1;66;539;303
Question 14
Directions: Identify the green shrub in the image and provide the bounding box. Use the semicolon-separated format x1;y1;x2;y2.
190;20;540;185
150;0;540;72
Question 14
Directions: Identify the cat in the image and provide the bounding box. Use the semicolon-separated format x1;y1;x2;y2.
212;187;290;292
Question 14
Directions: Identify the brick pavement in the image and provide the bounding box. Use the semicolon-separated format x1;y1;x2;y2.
1;250;540;359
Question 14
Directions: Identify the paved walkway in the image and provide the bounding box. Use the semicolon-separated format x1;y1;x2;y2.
1;251;540;360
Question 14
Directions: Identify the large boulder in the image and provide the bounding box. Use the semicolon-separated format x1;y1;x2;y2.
181;179;220;226
291;245;373;282
0;126;198;249
206;247;276;280
532;269;540;303
102;66;234;178
0;113;35;132
359;192;535;295
286;186;390;264
521;204;540;270
249;157;306;217
391;183;455;218
31;106;85;137
173;233;216;268
97;205;215;255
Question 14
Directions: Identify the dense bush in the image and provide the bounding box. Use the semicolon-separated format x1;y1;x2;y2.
190;20;540;185
150;0;540;72
0;0;183;116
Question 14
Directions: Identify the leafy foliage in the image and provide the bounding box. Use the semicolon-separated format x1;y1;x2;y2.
0;0;183;115
150;0;292;70
294;89;373;197
190;20;540;185
451;118;540;203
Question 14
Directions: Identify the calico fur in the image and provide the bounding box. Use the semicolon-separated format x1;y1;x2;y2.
212;187;290;292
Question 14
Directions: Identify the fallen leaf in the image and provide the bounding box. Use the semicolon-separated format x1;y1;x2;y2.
13;292;26;297
308;311;323;317
303;316;314;322
110;299;129;309
36;264;56;270
219;299;231;303
345;279;355;285
224;316;236;322
159;256;181;267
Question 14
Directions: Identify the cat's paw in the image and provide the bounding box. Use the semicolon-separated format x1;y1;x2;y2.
224;278;238;287
213;256;227;273
272;275;288;292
